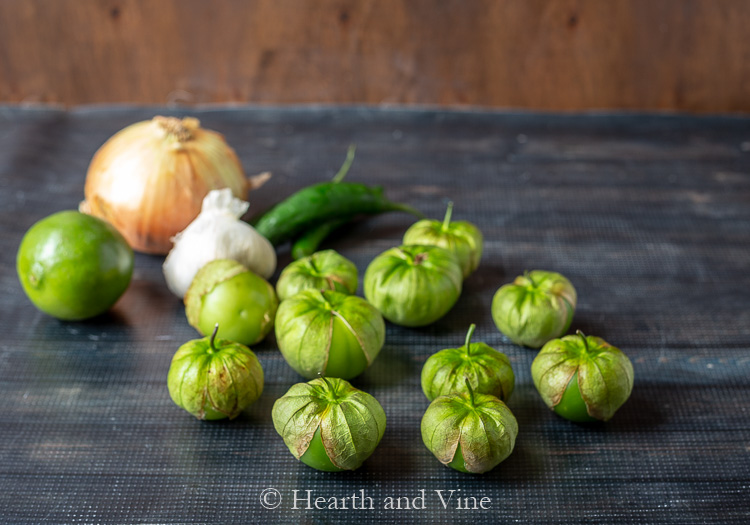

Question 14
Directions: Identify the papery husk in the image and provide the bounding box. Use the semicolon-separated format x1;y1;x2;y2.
363;245;463;327
274;289;384;379
421;326;514;402
491;270;577;348
167;336;264;420
403;203;483;278
80;116;261;254
421;391;518;474
276;249;358;301
272;378;386;471
184;259;247;329
531;333;634;421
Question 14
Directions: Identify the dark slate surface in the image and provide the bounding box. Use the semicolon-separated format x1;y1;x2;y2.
0;106;749;524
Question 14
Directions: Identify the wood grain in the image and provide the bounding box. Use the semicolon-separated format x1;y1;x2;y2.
0;0;749;112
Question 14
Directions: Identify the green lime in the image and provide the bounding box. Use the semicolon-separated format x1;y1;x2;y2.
16;211;134;320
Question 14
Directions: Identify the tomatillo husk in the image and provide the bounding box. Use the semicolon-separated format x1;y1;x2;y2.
421;384;518;474
402;202;483;278
491;270;577;348
276;249;358;301
272;377;386;471
185;259;278;346
421;324;514;402
531;331;634;422
275;289;385;379
364;244;462;327
167;326;264;420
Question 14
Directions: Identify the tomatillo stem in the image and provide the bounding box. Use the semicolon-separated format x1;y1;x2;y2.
331;144;357;183
576;329;589;353
209;323;219;353
464;324;477;354
465;379;475;406
442;201;454;230
308;257;320;274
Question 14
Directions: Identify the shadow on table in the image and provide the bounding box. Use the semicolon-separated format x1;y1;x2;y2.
356;342;418;390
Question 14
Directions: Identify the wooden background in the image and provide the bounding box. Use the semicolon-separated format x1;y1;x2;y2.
1;0;749;113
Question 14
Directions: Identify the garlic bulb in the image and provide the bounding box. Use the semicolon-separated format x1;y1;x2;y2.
163;189;277;298
80;116;253;254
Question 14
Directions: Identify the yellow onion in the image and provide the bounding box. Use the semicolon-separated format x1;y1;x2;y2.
80;116;257;254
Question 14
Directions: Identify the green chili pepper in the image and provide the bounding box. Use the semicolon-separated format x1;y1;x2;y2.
290;218;350;260
253;146;423;246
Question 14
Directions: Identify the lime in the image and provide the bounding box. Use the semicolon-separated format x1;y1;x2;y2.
16;211;134;320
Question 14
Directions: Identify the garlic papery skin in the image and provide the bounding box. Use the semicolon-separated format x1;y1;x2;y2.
163;189;277;298
80;116;251;254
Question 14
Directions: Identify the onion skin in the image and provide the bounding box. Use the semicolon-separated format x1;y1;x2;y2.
81;116;250;254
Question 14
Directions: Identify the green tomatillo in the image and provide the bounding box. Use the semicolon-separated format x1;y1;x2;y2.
491;270;577;348
276;249;358;301
272;377;386;471
402;202;483;278
167;324;264;420
185;259;278;346
421;382;518;474
421;324;514;402
531;330;634;422
275;289;385;379
364;244;462;327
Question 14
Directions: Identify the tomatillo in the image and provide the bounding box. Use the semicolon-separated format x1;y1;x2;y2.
364;245;462;327
421;383;518;474
272;377;386;471
421;324;514;402
185;259;278;346
491;270;577;348
402;202;483;278
276;249;358;301
167;325;264;420
275;289;384;379
531;330;634;422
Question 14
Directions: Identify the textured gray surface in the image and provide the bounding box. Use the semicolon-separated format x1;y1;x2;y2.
1;106;749;524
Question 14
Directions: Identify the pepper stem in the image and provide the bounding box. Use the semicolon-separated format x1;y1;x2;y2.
442;201;454;230
209;323;219;353
465;379;476;406
576;329;589;353
331;144;357;183
387;202;425;219
464;324;476;354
